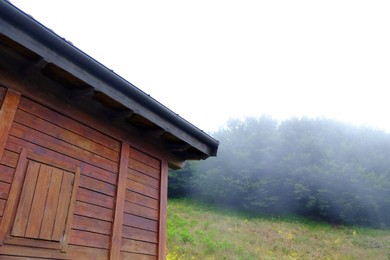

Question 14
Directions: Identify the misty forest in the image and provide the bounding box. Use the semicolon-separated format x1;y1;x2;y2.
169;117;390;228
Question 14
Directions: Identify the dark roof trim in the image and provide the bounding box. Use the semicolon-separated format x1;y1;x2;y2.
0;1;219;156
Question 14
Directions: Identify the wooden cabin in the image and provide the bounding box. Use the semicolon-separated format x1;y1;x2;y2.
0;2;218;259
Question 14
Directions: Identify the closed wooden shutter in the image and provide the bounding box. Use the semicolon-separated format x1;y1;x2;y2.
11;161;75;242
0;149;80;255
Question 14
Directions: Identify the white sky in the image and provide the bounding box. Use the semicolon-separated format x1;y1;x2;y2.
9;0;390;133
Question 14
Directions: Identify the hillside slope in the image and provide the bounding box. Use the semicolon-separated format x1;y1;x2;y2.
167;199;390;259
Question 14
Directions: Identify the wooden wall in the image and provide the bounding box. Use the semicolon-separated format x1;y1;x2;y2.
120;147;160;259
0;85;166;259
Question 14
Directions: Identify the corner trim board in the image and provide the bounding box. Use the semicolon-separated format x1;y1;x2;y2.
158;160;168;260
0;88;21;160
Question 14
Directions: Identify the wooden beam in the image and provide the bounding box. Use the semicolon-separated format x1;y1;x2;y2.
0;89;21;159
110;143;129;259
176;152;207;160
109;110;134;122
158;160;168;260
143;128;166;139
21;59;48;75
67;86;95;101
166;143;191;153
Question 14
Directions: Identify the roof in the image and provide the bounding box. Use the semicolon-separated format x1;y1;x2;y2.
0;1;219;167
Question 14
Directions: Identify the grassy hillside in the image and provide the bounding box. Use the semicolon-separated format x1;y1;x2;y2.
167;199;390;260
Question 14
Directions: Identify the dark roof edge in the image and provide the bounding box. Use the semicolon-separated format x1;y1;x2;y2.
2;1;219;156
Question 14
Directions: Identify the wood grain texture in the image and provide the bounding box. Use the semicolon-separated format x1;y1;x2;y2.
76;187;114;209
0;89;21;160
68;229;110;249
51;171;73;241
122;225;157;243
126;179;159;199
0;199;6;217
124;201;159;220
128;168;160;189
61;167;80;252
7;136;116;186
0;148;28;244
0;164;16;183
125;190;159;210
11;160;78;246
8;137;115;184
10;121;118;171
6;137;81;170
121;238;157;255
122;213;158;232
19;97;121;153
158;160;168;260
130;147;160;170
4;236;61;250
11;161;40;237
39;168;63;240
109;143;129;259
0;244;68;259
128;158;160;180
25;164;52;238
0;150;18;168
0;82;172;258
120;251;157;260
79;175;116;197
10;117;117;172
0;181;10;199
74;201;113;222
67;245;109;260
72;215;112;235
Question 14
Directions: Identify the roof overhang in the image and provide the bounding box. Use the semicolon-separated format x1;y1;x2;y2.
0;1;219;167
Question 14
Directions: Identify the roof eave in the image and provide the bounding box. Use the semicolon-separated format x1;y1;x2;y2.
0;1;219;158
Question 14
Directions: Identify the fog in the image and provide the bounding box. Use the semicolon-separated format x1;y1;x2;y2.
169;117;390;227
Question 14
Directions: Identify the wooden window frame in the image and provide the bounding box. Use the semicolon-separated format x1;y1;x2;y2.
0;148;80;254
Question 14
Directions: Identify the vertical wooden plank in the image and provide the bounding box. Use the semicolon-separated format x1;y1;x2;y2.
11;161;40;237
158;160;168;260
61;167;80;252
52;171;73;241
0;148;28;244
39;167;63;240
110;143;129;260
0;89;21;160
25;164;52;238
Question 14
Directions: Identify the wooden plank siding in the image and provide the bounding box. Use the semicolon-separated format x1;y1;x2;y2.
0;94;120;258
0;87;168;259
119;147;161;258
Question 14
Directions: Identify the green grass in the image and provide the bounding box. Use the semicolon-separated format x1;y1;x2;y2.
167;198;390;260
